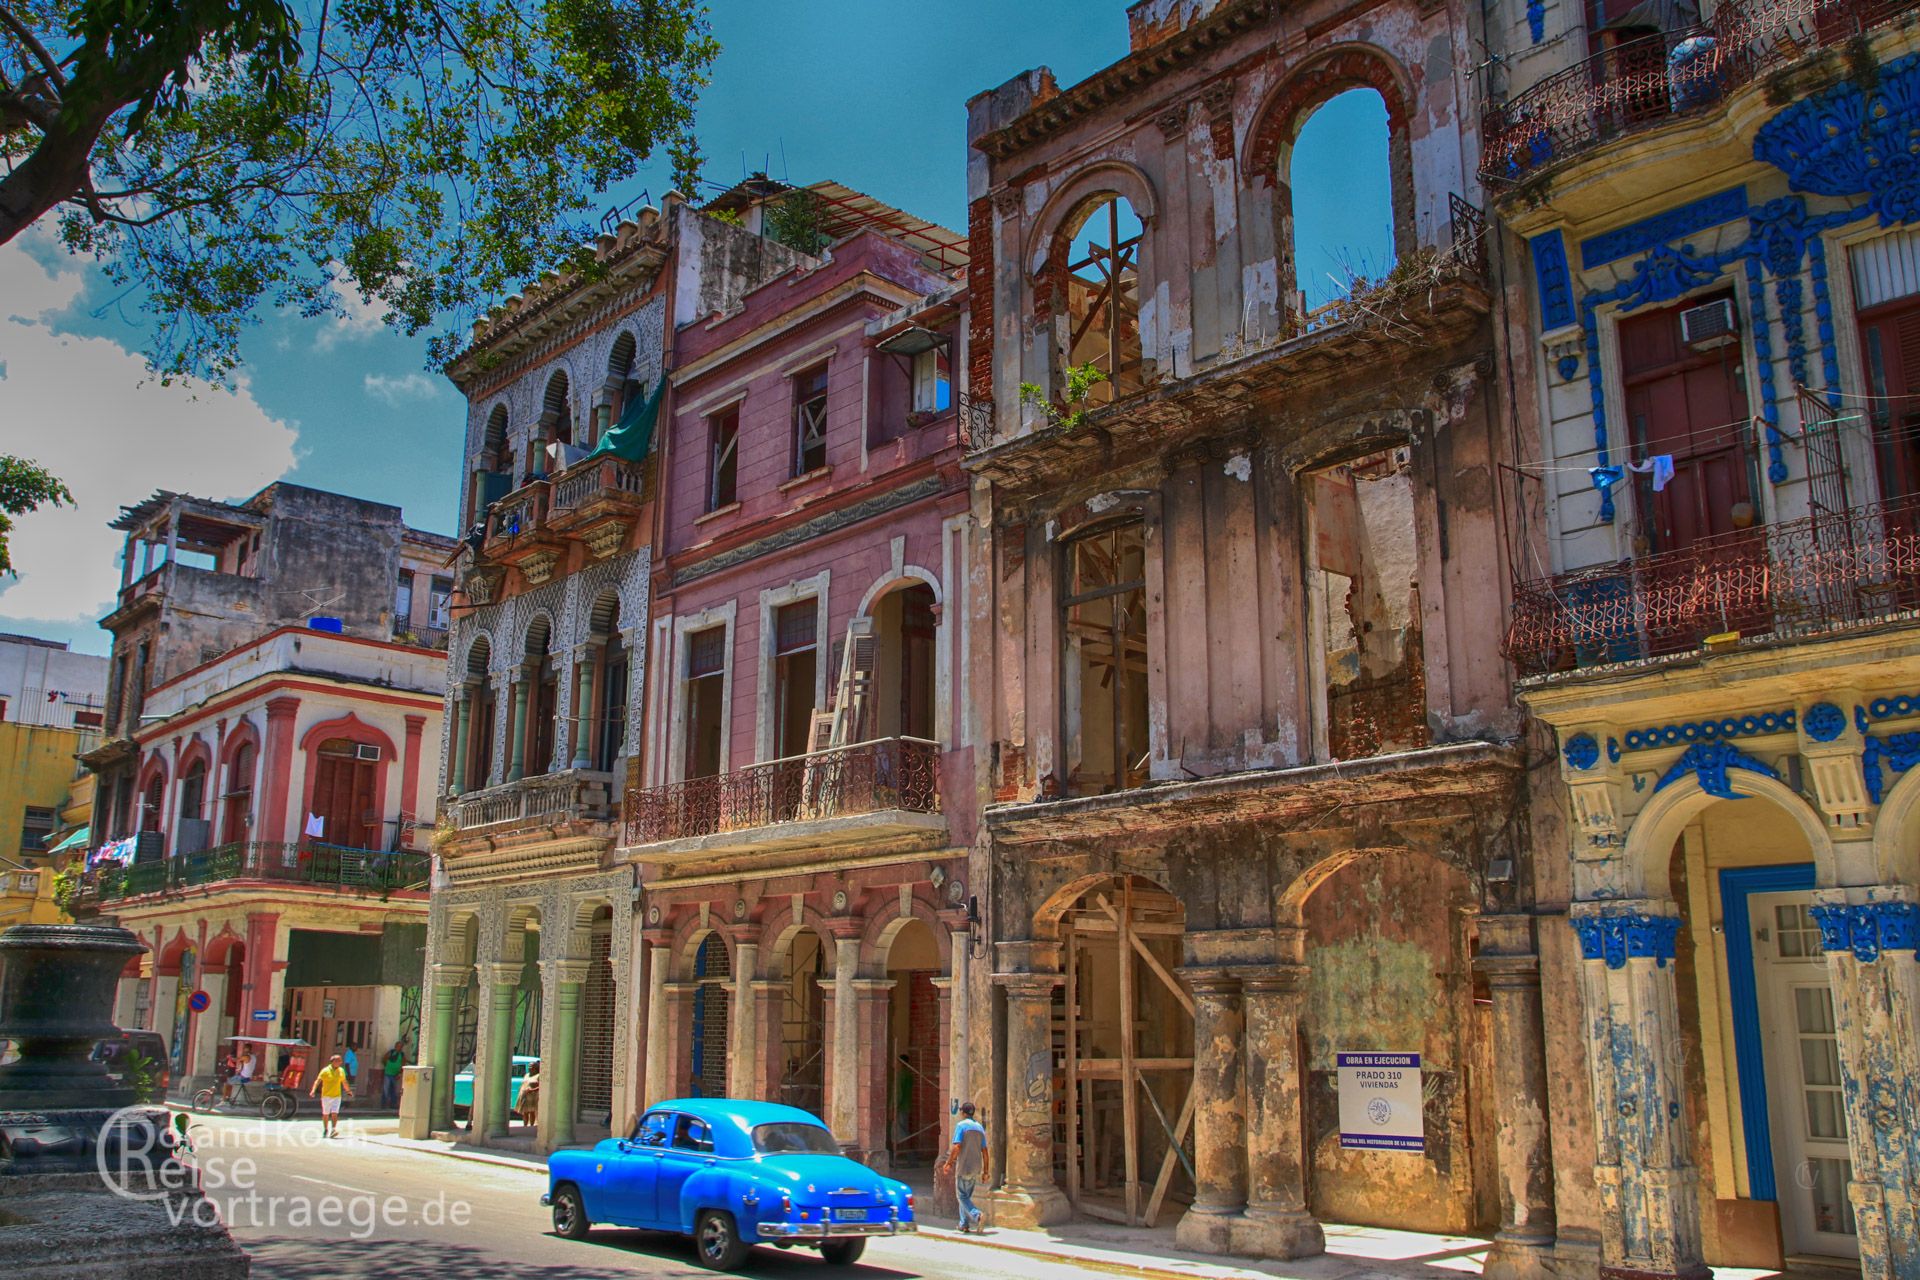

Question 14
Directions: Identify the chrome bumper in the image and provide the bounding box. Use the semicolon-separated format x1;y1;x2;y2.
757;1220;916;1240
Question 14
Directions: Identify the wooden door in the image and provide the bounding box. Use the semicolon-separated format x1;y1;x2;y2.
311;746;377;850
1856;297;1920;506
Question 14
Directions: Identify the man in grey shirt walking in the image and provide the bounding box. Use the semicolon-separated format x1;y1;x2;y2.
941;1102;988;1233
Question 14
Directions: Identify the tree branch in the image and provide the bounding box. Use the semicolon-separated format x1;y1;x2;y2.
0;4;67;89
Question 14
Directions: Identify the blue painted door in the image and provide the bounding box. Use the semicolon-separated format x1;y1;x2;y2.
602;1111;671;1227
655;1113;717;1229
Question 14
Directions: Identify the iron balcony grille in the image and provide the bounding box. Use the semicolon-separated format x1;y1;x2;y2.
1482;0;1919;185
1504;495;1920;678
624;737;941;847
75;840;430;904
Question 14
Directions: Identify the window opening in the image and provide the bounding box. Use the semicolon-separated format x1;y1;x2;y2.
772;600;819;819
709;408;740;510
428;577;454;629
684;627;726;781
1308;449;1428;761
1290;90;1397;316
793;364;829;475
597;629;629;774
222;743;255;844
1061;522;1149;796
912;347;952;415
395;572;414;628
1064;198;1143;405
20;806;56;853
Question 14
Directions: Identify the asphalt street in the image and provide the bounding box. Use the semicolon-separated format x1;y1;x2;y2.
182;1112;1111;1280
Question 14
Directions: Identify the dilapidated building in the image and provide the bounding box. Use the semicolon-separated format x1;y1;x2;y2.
1486;0;1920;1276
961;0;1549;1269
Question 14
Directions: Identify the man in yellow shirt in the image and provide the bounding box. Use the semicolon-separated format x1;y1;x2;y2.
310;1053;352;1138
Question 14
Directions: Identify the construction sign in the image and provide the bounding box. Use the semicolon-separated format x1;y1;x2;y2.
1336;1051;1423;1152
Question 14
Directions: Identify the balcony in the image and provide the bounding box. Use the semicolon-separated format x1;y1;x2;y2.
622;737;944;861
1482;0;1918;186
74;841;430;906
481;480;564;582
545;455;652;559
448;769;617;834
1505;496;1920;680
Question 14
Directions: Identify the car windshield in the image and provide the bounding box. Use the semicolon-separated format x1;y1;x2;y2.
752;1122;840;1156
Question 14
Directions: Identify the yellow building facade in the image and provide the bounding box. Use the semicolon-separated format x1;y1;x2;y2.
0;720;93;926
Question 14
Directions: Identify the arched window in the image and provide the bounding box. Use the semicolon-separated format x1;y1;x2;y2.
474;406;513;524
1289;89;1396;315
543;371;573;450
464;637;495;791
141;773;165;832
584;591;627;775
178;759;208;823
521;618;558;778
599;333;638;446
221;741;255;844
1059;196;1143;406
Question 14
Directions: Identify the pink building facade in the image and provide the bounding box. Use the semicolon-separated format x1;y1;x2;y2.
622;223;979;1172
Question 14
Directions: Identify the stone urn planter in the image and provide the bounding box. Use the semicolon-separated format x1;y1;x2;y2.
0;923;144;1109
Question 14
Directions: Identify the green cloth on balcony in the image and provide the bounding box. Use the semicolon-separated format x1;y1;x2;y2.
585;379;664;463
47;825;88;854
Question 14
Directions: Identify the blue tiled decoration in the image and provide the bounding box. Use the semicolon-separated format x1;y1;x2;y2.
1805;702;1847;742
1531;229;1575;331
1623;711;1795;752
1575;913;1682;969
1527;0;1544;41
1580;187;1749;269
1862;731;1920;805
1809;902;1920;963
1564;733;1600;771
1654;740;1780;798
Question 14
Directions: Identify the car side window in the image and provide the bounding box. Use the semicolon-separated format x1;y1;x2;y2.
672;1114;714;1153
637;1112;672;1147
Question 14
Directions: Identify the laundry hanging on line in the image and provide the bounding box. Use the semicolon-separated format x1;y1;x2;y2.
304;813;325;838
1591;454;1674;495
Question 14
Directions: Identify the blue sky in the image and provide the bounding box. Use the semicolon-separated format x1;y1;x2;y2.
0;0;1393;655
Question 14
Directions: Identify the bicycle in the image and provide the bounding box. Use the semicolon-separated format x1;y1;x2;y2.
192;1076;298;1120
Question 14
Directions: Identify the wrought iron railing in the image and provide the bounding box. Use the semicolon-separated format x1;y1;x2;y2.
1482;0;1919;184
549;456;648;515
1505;496;1920;678
487;481;549;543
623;737;941;847
448;769;616;831
75;841;431;904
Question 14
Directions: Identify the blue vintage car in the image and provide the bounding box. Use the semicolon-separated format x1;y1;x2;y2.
544;1098;916;1269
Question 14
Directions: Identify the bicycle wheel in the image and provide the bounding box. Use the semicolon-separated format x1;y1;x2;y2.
192;1088;218;1111
262;1092;293;1121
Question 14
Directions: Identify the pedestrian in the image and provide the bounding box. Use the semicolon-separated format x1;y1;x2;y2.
941;1102;988;1234
310;1052;352;1138
516;1063;541;1127
382;1042;405;1109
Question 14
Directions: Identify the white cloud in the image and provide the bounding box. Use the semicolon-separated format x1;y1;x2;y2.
0;232;299;626
364;371;442;404
315;263;390;350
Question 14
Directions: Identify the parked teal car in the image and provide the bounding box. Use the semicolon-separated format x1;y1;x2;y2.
544;1099;915;1269
451;1055;538;1119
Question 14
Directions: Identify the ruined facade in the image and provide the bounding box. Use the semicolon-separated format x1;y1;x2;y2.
618;198;976;1173
962;0;1551;1269
1487;0;1920;1276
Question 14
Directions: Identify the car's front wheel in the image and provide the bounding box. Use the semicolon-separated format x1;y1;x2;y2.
820;1238;867;1266
696;1209;750;1271
551;1185;591;1240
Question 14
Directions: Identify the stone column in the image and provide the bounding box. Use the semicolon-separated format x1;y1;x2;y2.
422;965;464;1132
506;677;530;782
852;978;894;1167
752;979;785;1101
541;958;589;1153
1233;963;1323;1258
479;961;520;1141
948;929;971;1107
1177;969;1247;1253
727;941;759;1099
1812;887;1920;1280
446;693;470;798
826;937;862;1148
1475;916;1558;1280
994;972;1068;1226
571;647;599;771
643;944;670;1107
661;982;696;1100
1571;900;1706;1280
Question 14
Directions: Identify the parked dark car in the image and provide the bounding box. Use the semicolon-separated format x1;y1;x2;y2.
91;1028;172;1098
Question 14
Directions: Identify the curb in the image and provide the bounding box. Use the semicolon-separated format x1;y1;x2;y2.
357;1134;550;1174
916;1227;1249;1280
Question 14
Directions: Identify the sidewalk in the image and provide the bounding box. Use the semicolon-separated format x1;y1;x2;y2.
347;1127;1499;1280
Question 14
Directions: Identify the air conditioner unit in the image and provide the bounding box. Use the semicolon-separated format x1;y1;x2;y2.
1680;298;1738;349
354;743;382;761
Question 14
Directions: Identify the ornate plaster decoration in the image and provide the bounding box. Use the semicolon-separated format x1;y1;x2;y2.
1809;902;1920;963
1563;733;1600;771
1805;702;1848;743
1574;913;1681;969
1622;710;1795;752
1653;740;1780;799
1862;731;1920;805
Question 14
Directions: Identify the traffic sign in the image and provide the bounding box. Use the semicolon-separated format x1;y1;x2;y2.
251;1009;277;1023
187;989;211;1013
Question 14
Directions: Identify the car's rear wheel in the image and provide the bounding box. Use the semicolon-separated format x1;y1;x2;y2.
696;1209;749;1271
820;1238;867;1266
551;1185;590;1240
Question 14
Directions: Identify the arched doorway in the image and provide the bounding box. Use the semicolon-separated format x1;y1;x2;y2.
1047;875;1193;1225
521;618;558;779
871;583;936;742
1297;850;1491;1236
688;932;731;1098
775;927;827;1112
461;637;494;792
580;590;629;774
884;918;943;1168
